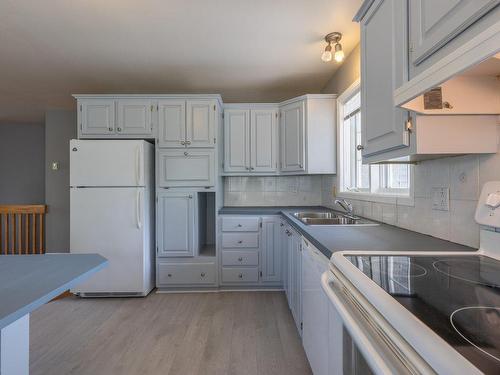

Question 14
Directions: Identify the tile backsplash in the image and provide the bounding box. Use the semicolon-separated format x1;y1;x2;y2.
322;148;500;248
224;176;323;206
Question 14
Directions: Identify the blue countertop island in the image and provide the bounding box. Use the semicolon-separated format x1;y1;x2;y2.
0;254;107;375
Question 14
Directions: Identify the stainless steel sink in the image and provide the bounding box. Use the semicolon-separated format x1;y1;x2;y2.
292;212;378;226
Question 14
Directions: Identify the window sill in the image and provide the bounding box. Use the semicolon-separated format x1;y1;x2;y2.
337;191;414;207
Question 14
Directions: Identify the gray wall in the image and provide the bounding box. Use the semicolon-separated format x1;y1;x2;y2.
0;123;45;203
45;110;77;252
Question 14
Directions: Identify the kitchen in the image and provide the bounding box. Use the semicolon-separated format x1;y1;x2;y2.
0;0;499;374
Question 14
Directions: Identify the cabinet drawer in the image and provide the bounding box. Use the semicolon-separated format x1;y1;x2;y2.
221;216;260;232
222;267;259;283
158;262;216;285
222;233;259;248
158;149;215;187
222;251;259;266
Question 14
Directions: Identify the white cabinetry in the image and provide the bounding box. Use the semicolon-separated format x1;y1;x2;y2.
357;0;410;159
77;97;154;137
223;106;278;175
157;191;197;257
157;149;215;188
283;226;302;336
158;99;216;148
302;238;329;375
279;95;336;174
219;215;282;287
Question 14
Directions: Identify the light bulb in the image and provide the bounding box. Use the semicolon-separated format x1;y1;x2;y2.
334;43;344;63
321;42;332;62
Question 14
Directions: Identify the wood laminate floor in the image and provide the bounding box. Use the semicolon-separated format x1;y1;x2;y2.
30;291;312;375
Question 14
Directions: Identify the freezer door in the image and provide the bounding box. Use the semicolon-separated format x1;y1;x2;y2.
70;139;146;187
70;187;146;293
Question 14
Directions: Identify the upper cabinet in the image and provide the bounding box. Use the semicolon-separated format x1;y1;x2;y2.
358;0;410;159
223;106;278;175
408;0;500;77
79;99;116;135
280;95;336;174
355;0;499;163
158;99;216;148
77;97;154;138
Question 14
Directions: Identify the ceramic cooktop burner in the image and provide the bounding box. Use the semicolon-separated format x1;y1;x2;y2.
451;307;500;364
433;258;500;288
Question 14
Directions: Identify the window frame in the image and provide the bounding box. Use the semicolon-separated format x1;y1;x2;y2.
336;79;414;206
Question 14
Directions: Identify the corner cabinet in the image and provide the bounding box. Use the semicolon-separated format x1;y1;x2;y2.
357;0;411;159
157;191;197;257
279;95;336;174
223;106;278;175
260;217;282;283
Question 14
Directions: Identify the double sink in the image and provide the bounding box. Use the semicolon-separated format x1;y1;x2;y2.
293;212;378;226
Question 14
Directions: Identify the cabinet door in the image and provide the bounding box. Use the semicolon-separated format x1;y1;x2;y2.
285;226;293;309
186;100;215;148
158;149;215;187
409;0;498;67
224;109;250;173
158;100;186;148
280;101;305;172
360;0;409;158
157;192;196;257
291;230;302;336
251;109;278;173
80;99;115;135
260;217;281;283
280;222;289;297
117;99;153;135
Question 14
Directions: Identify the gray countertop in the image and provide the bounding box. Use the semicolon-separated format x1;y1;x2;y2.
219;206;476;258
0;254;107;329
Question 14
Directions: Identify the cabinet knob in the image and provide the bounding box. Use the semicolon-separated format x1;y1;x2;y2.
167;273;172;277
280;223;284;227
188;195;193;199
117;127;122;132
356;145;364;151
72;147;78;152
180;141;185;145
185;140;191;145
237;240;243;244
237;224;242;227
200;272;205;277
184;152;188;156
108;127;113;131
238;257;243;262
299;163;303;169
238;273;243;278
250;167;254;170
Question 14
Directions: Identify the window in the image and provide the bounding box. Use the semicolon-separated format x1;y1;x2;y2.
338;82;411;198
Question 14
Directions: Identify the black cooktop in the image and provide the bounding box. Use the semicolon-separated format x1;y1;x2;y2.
346;254;500;374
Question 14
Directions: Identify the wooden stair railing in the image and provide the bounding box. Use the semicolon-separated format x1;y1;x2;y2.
0;205;47;254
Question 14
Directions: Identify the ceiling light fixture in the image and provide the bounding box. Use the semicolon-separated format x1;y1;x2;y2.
321;32;344;63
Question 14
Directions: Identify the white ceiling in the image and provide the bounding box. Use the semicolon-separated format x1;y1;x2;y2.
0;0;361;123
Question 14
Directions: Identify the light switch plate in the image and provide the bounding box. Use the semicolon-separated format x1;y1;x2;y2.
431;187;449;211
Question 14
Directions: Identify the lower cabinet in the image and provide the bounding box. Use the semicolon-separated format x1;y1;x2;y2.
302;238;330;375
219;215;282;287
157;191;197;257
157;262;216;285
284;226;302;336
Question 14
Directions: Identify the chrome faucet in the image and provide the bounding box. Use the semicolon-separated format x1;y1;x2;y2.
334;198;355;218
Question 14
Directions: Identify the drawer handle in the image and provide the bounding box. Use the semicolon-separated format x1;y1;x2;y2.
238;240;243;244
200;272;206;277
238;257;243;262
238;273;243;278
237;224;242;227
167;273;172;277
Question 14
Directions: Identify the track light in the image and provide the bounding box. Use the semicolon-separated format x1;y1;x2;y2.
321;32;344;63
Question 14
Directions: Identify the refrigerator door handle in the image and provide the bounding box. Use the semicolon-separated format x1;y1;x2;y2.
136;189;142;229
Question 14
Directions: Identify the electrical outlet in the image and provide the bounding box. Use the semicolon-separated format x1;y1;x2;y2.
431;187;449;211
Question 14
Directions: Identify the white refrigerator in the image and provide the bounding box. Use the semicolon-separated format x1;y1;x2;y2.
70;139;155;296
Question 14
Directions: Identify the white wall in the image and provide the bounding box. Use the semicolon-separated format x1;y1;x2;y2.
224;176;323;206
